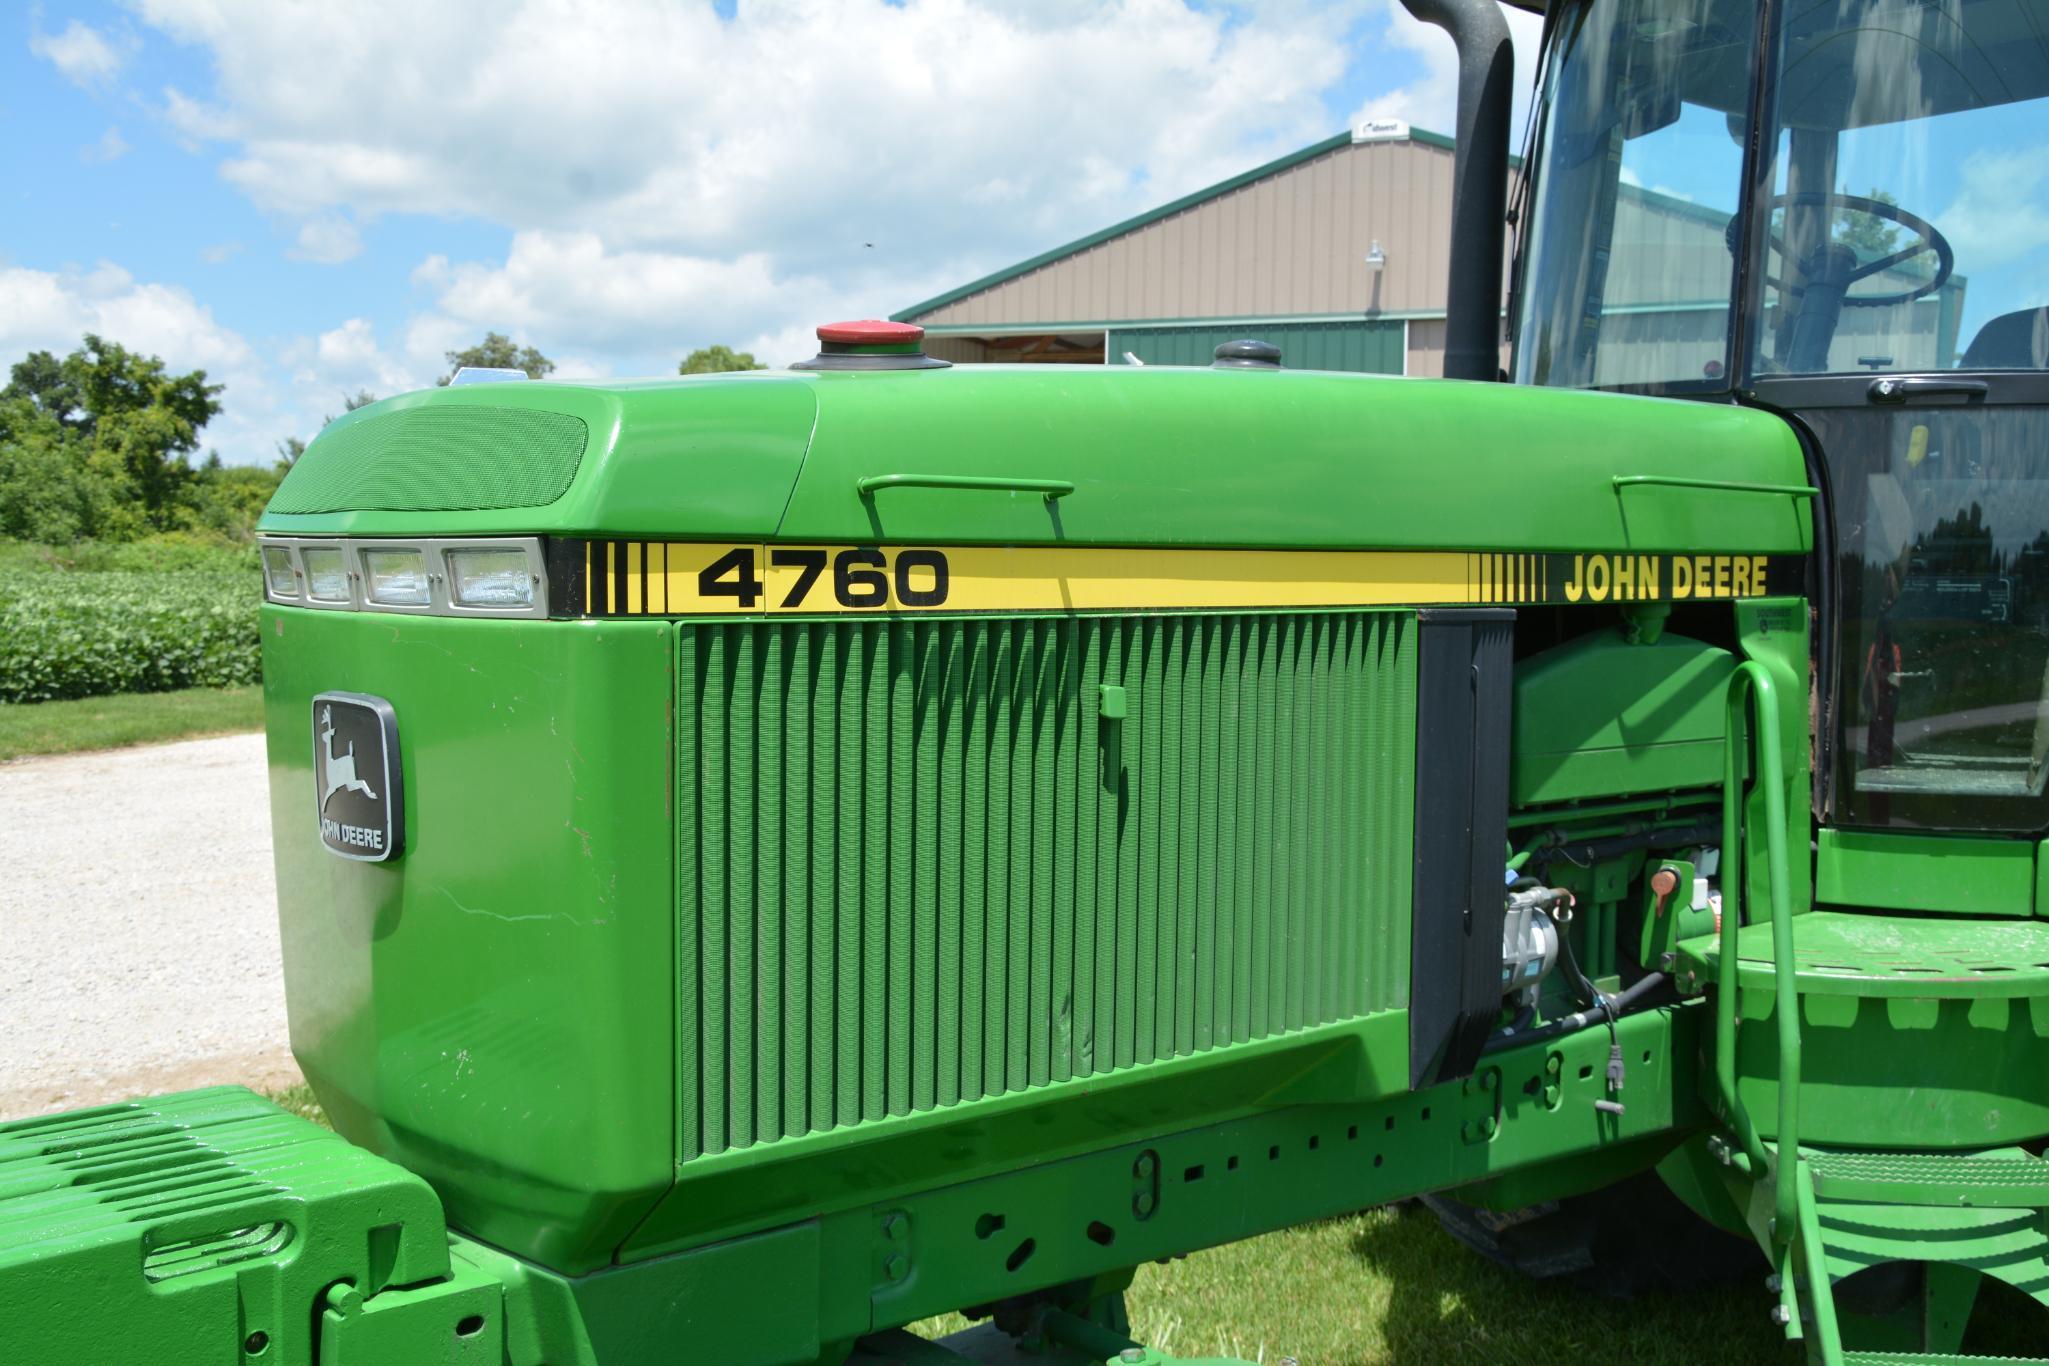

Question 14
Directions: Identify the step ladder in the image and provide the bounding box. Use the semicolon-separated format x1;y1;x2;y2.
1699;663;2049;1365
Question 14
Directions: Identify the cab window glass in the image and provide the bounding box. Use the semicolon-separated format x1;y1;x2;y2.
1822;407;2049;830
1754;0;2049;377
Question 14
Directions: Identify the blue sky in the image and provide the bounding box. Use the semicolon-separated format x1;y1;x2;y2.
2;1;1540;465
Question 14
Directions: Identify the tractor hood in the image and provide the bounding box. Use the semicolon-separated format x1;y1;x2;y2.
260;365;1812;557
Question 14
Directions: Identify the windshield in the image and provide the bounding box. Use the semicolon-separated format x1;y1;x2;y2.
1516;0;1763;389
1515;0;2049;389
1756;0;2049;376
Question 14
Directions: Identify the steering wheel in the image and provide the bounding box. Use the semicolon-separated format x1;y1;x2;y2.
1752;191;1954;306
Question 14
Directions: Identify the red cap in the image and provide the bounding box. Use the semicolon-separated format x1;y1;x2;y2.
817;319;925;345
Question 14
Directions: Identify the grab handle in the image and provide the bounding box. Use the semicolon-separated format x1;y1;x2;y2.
1612;475;1817;498
857;473;1075;501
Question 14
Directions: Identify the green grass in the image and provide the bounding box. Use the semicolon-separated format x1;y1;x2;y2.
0;684;263;761
919;1211;2047;1364
917;1210;1798;1365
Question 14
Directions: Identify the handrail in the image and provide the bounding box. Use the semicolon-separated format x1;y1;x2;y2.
1716;659;1803;1247
856;474;1075;500
1613;475;1819;498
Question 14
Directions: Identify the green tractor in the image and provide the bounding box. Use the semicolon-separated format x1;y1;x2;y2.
8;0;2049;1361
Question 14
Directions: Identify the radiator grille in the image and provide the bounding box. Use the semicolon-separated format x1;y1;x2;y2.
677;611;1417;1159
266;405;588;514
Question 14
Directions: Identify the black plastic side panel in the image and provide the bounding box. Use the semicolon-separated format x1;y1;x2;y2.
1409;608;1514;1088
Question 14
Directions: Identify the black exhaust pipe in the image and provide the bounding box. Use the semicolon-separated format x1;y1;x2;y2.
1398;0;1513;381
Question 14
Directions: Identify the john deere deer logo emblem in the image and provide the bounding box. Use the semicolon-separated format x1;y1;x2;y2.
312;692;402;861
318;705;379;810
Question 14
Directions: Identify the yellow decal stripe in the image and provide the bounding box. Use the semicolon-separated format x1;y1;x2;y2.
575;543;1798;616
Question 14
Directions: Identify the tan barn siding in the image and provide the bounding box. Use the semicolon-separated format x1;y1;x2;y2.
1407;317;1443;378
912;138;1459;327
1406;316;1512;380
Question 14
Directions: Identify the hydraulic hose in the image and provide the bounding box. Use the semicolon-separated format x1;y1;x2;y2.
1527;819;1721;872
1479;971;1670;1054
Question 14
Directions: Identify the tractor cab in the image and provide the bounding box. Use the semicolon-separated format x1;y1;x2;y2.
1516;0;2049;838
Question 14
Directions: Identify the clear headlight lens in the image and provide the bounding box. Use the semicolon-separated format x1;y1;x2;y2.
262;546;297;598
363;548;430;606
448;547;533;608
301;547;350;601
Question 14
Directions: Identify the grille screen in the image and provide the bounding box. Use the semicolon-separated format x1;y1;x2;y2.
266;406;588;514
678;610;1418;1159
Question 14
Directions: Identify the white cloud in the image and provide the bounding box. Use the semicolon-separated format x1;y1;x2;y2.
407;229;965;371
290;214;363;265
135;0;1364;275
81;126;130;163
30;19;128;91
121;0;1415;389
1938;146;2049;272
0;262;254;375
201;241;244;265
0;261;293;462
418;232;799;352
91;0;1567;458
285;318;423;398
1349;1;1543;140
0;265;428;466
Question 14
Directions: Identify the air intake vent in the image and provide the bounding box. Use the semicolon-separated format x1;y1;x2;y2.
267;405;589;514
677;610;1418;1158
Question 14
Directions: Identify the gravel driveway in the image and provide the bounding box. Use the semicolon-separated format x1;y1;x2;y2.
0;731;299;1119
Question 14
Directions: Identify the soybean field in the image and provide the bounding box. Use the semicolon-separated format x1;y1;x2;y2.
0;540;262;705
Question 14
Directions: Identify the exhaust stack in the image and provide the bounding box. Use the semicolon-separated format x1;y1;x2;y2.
1399;0;1513;381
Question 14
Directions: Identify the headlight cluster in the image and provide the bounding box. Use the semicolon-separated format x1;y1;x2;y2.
258;538;548;618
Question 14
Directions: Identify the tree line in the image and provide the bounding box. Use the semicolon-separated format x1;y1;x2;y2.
0;333;771;543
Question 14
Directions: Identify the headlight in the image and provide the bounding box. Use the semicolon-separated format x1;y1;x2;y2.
301;547;350;601
262;546;298;598
363;548;430;606
447;547;534;608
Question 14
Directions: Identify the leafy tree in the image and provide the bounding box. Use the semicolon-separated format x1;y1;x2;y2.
1834;186;1902;260
680;344;766;375
441;332;554;384
2;351;89;434
0;335;224;539
0;400;112;543
189;461;283;536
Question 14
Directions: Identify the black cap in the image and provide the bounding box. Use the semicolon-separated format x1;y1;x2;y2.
1213;339;1282;370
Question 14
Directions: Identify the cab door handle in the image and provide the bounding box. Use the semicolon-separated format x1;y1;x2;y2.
1869;377;1989;404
